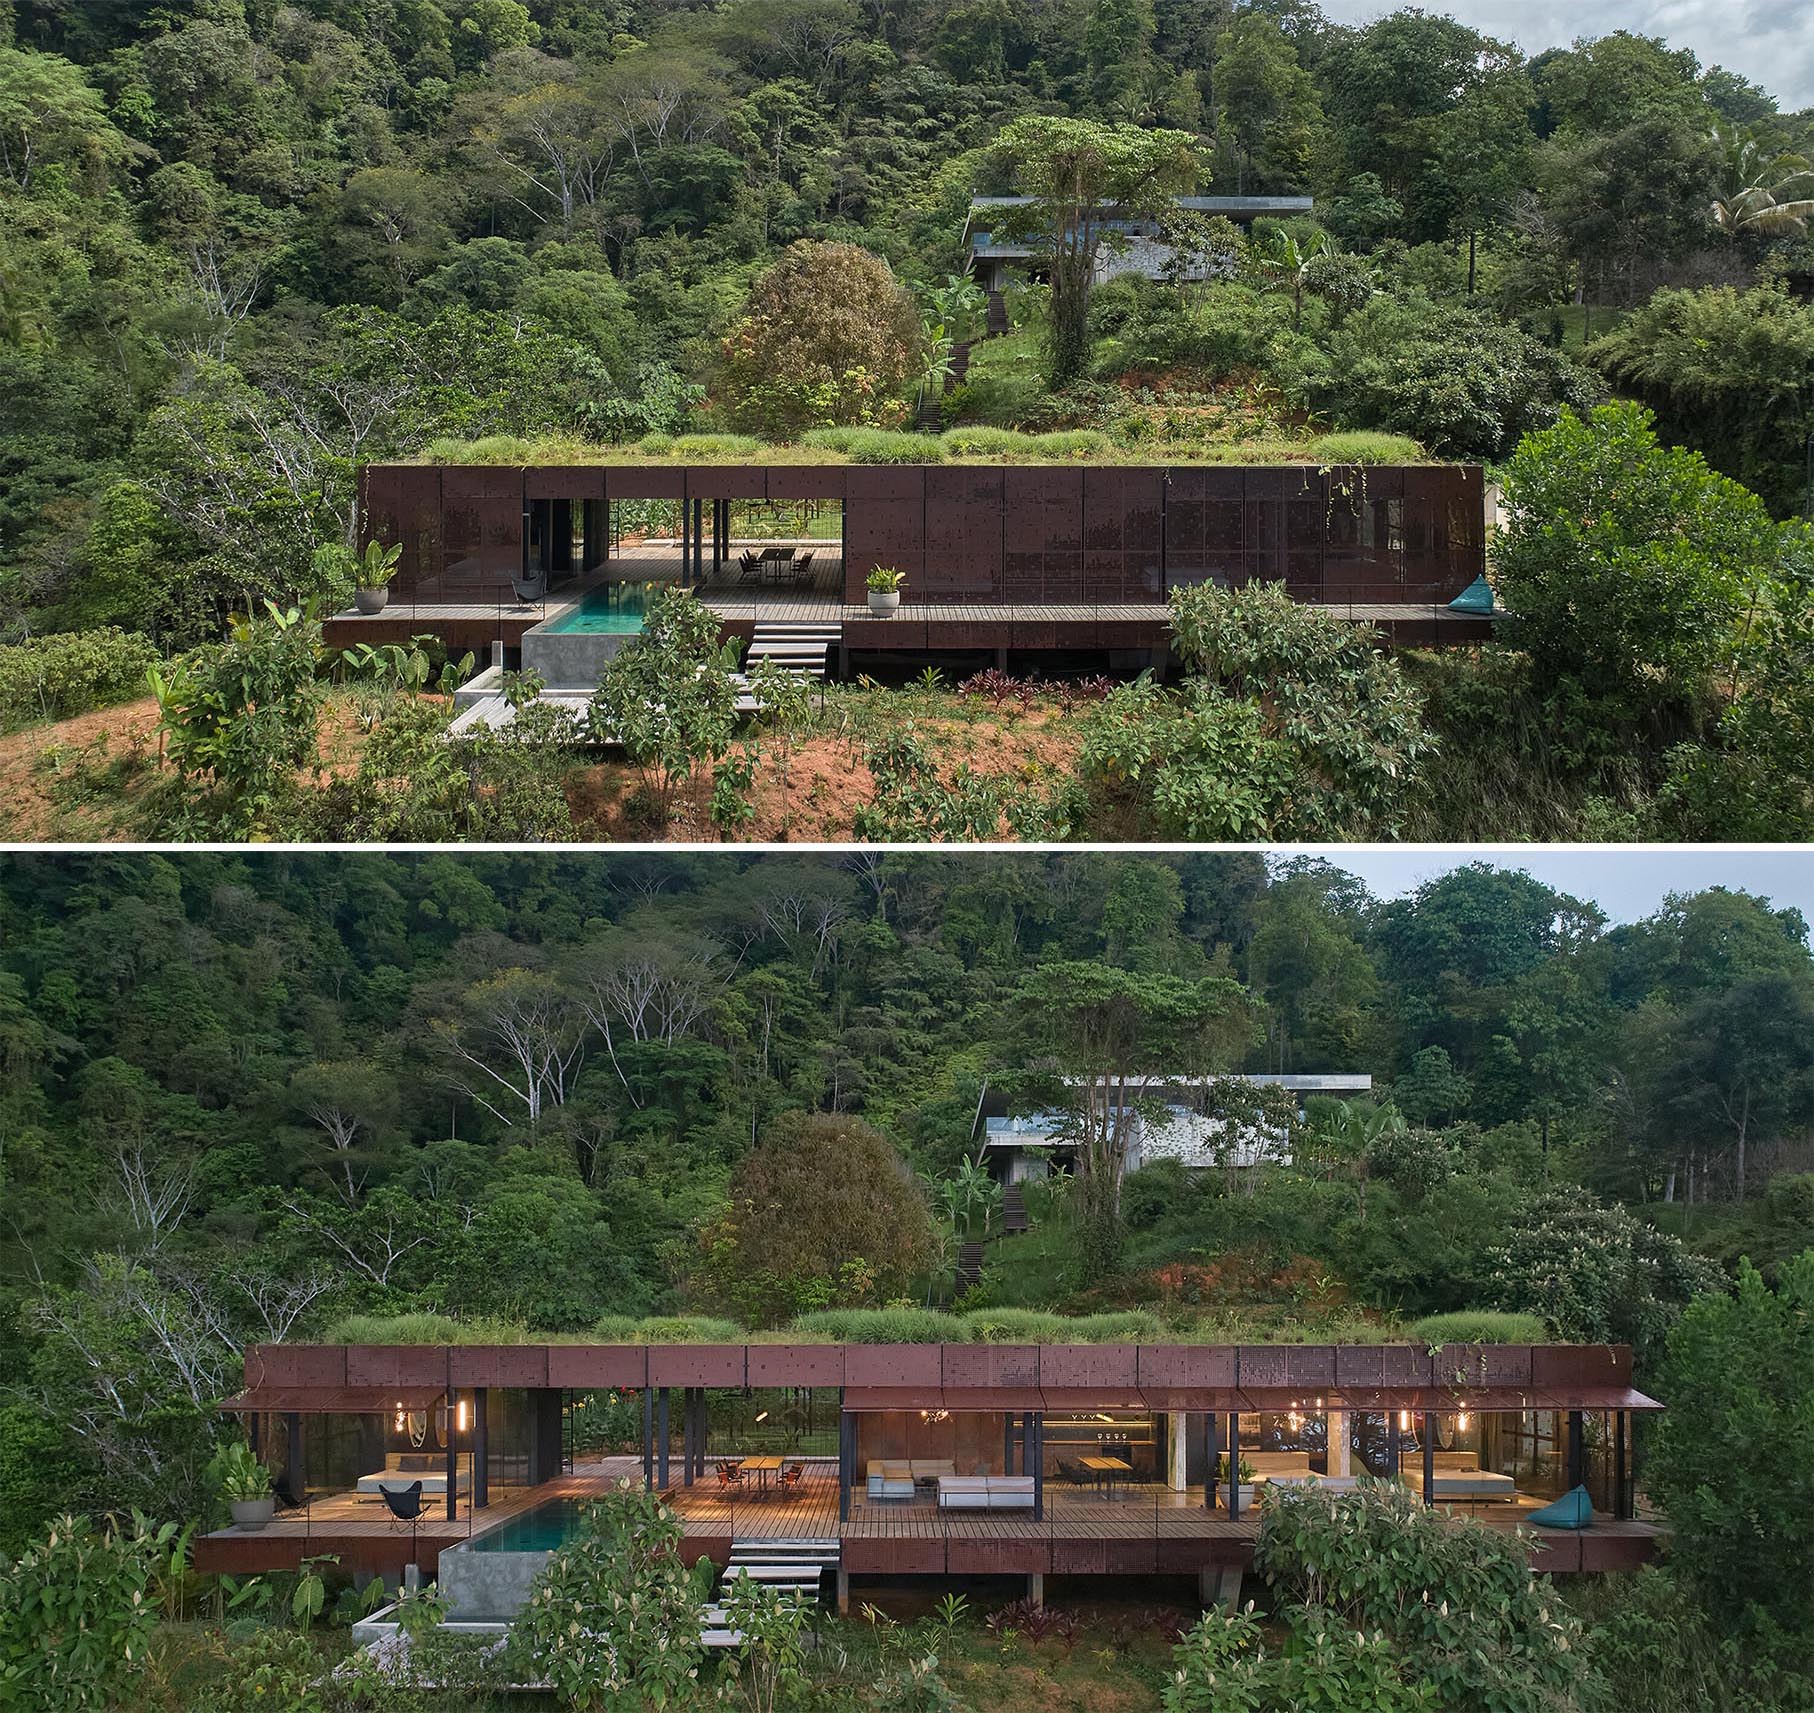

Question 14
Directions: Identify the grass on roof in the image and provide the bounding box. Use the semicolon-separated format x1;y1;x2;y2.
408;424;1442;469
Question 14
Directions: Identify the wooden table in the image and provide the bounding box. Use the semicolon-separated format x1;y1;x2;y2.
739;1455;784;1495
1080;1456;1133;1499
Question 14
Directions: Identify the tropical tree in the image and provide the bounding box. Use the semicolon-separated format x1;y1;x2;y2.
1708;124;1814;240
1245;226;1332;330
983;116;1201;385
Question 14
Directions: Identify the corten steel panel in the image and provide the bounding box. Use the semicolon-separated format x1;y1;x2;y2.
843;467;926;598
546;1347;648;1390
842;1386;947;1411
845;1344;943;1388
606;467;686;499
1530;1344;1628;1388
942;1344;1040;1392
1155;1536;1223;1574
681;1537;732;1571
923;466;1003;600
346;1346;449;1390
843;1537;947;1576
1335;1346;1434;1392
747;1344;846;1388
1039;1345;1139;1391
361;465;442;593
1435;1343;1533;1390
255;1346;349;1389
451;1346;548;1389
1578;1532;1660;1572
1551;1386;1663;1413
1003;467;1083;602
686;467;767;500
648;1345;747;1388
1008;618;1062;651
523;466;606;501
766;467;848;501
1051;1538;1159;1576
1528;1532;1581;1573
439;464;524;594
948;1539;1051;1576
1139;1346;1237;1389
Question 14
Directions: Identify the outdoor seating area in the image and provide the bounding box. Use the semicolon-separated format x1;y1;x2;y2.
714;1455;808;1498
734;545;820;588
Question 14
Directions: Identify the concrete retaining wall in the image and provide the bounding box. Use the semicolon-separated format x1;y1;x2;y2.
437;1543;552;1620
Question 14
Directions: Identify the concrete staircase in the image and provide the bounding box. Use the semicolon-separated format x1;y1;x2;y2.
985;290;1009;336
704;1538;839;1646
747;621;840;682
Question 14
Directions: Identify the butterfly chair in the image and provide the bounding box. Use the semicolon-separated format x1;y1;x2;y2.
378;1479;426;1568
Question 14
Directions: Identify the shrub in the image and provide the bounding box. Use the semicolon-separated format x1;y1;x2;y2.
802;426;944;462
324;1312;535;1344
669;432;764;459
599;1315;745;1345
1408;1310;1548;1347
0;628;162;730
1166;1603;1435;1713
1253;1482;1591;1712
510;1481;709;1712
788;1308;967;1343
1305;430;1424;464
0;1514;166;1711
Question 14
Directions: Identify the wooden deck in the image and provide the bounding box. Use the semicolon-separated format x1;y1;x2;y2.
195;1457;1662;1581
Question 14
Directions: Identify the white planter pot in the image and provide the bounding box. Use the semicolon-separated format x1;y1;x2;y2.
230;1497;275;1530
867;590;900;616
354;586;389;615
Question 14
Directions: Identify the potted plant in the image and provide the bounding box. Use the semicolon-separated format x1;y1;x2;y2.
866;565;905;616
220;1441;276;1529
1217;1454;1258;1513
354;540;403;614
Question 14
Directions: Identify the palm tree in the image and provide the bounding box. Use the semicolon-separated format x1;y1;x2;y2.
1247;228;1333;331
1710;125;1814;241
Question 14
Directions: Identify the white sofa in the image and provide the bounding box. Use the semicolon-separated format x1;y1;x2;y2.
865;1459;955;1500
938;1475;1036;1510
1402;1451;1516;1501
356;1452;473;1499
1242;1451;1315;1484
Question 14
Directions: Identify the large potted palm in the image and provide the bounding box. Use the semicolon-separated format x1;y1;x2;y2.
220;1441;276;1529
353;540;403;614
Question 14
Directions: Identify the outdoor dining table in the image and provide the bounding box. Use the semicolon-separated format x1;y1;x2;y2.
1080;1455;1134;1500
739;1455;785;1495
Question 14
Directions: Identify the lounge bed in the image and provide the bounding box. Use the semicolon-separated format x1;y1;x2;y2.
356;1452;473;1499
938;1475;1036;1510
1402;1451;1516;1501
1243;1451;1316;1485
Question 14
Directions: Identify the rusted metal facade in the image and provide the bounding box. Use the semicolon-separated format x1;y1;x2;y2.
357;461;1486;615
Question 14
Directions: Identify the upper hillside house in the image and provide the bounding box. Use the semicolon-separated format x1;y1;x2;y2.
963;195;1316;297
983;1073;1373;1183
338;459;1491;690
195;1336;1661;1621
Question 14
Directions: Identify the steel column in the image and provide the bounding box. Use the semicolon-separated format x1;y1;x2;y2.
657;1387;670;1487
1421;1412;1435;1507
642;1387;654;1491
445;1388;459;1522
1227;1413;1241;1518
1614;1411;1628;1519
473;1388;489;1509
1031;1413;1044;1520
1387;1409;1400;1479
1567;1410;1585;1492
1205;1411;1219;1510
1004;1413;1015;1475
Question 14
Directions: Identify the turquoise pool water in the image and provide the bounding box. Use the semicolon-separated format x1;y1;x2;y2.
542;584;651;635
469;1497;590;1553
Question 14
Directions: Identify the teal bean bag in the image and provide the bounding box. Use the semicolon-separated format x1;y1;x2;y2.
1448;574;1498;615
1528;1485;1593;1530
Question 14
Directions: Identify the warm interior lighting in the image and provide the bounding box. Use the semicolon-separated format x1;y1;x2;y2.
754;1411;769;1424
1456;1410;1471;1434
456;1399;470;1434
1096;1413;1116;1424
1397;1410;1411;1432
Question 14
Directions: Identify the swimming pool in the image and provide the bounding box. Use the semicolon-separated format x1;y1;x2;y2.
469;1496;591;1553
541;584;651;635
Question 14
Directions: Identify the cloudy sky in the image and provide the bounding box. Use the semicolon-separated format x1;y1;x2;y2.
1269;848;1814;931
1319;0;1814;111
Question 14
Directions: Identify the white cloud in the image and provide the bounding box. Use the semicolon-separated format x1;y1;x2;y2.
1319;0;1814;111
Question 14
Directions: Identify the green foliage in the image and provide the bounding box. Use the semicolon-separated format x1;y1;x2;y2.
786;1308;968;1343
1305;431;1425;464
1082;586;1434;838
693;1112;937;1326
1408;1310;1548;1346
148;603;324;833
0;629;161;730
1252;1481;1591;1712
209;1438;270;1502
800;427;945;463
589;587;742;828
1165;1602;1436;1712
1485;1193;1723;1363
1649;1252;1814;1649
722;242;923;437
512;1481;709;1712
0;1514;166;1711
1494;403;1781;716
721;1574;812;1713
